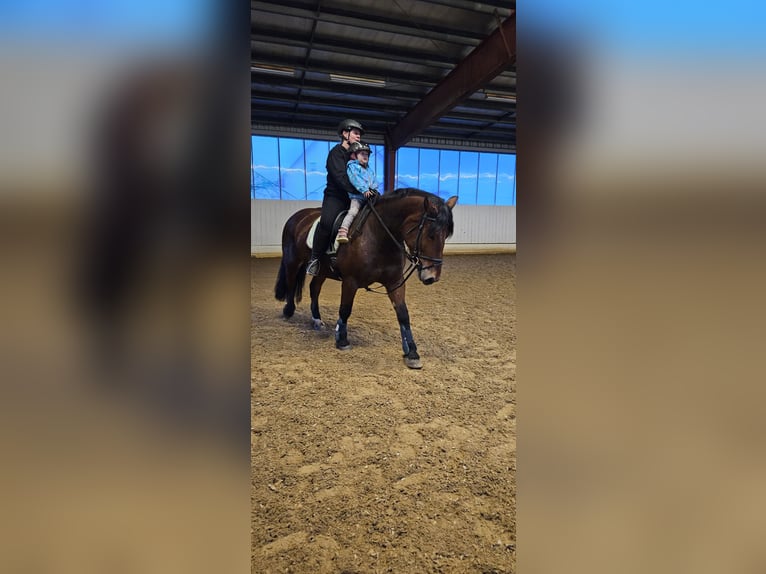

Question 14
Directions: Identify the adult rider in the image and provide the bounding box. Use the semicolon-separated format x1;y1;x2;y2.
306;118;364;276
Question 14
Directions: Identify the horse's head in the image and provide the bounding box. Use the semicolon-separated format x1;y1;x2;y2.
408;194;458;285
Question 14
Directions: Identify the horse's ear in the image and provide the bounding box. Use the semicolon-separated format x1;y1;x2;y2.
425;196;440;215
446;195;458;210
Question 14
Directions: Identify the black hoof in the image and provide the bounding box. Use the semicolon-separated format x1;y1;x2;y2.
282;304;295;318
336;341;351;351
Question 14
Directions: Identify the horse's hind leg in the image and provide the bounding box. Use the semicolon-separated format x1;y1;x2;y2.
387;286;422;369
309;276;326;329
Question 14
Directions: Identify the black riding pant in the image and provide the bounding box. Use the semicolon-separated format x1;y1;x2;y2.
311;194;349;259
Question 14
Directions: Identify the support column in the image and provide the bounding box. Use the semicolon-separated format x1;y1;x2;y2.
383;136;397;192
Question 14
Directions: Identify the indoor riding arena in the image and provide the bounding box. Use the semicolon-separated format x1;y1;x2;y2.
251;252;515;573
252;1;516;572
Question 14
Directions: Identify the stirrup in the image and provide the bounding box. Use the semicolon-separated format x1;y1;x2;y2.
306;258;320;276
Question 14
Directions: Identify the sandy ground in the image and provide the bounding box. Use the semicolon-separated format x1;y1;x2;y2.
251;254;516;573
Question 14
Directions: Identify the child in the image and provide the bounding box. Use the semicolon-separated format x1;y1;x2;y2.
337;141;378;243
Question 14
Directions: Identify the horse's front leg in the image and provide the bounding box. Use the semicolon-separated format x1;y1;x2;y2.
335;280;358;350
387;285;422;369
309;276;327;330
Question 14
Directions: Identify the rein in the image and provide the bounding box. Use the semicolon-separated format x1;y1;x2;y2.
364;198;443;294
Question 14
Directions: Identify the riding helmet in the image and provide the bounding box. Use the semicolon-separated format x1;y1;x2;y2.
337;118;364;136
349;141;371;155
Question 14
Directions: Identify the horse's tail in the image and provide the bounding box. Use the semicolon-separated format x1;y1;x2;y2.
274;256;307;303
275;259;288;301
275;208;315;303
294;264;306;303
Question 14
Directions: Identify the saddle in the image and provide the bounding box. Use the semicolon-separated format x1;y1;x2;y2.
306;211;346;255
305;201;374;254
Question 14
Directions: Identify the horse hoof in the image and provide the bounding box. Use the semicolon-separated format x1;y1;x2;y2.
336;341;351;351
404;357;422;369
311;319;325;330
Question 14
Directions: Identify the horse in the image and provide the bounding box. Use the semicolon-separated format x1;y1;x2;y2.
274;188;458;369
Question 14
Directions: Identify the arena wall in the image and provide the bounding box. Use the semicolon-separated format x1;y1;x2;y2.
251;200;516;257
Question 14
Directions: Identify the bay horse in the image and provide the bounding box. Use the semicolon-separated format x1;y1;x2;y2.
274;188;458;369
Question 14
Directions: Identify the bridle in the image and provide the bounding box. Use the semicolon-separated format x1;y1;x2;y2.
365;199;444;294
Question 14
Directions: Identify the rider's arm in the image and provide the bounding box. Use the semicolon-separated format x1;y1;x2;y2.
346;162;368;194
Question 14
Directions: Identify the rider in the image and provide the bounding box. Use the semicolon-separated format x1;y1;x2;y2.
337;141;377;243
306;119;363;275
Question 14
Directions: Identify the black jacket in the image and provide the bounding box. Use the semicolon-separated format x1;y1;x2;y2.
324;143;359;200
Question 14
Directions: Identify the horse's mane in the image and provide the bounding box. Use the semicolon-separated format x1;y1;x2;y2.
380;187;454;237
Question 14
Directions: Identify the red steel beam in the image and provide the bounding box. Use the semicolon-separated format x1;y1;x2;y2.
386;13;516;150
384;143;397;192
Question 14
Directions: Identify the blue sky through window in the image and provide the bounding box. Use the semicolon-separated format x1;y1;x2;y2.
251;136;515;205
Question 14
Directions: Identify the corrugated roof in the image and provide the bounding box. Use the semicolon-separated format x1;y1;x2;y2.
252;0;516;151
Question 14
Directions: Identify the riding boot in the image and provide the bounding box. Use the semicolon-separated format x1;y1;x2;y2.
306;257;320;276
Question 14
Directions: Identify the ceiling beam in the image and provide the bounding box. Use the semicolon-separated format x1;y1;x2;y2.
251;51;441;88
255;27;459;69
248;124;515;146
415;0;514;13
251;90;515;125
251;76;516;115
250;108;514;139
251;75;426;101
250;49;516;88
252;0;488;44
387;13;515;150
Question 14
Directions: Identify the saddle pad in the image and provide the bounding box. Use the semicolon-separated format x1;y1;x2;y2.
306;217;340;254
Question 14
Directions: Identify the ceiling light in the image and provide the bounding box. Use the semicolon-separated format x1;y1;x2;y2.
329;74;386;87
484;91;516;103
251;64;295;77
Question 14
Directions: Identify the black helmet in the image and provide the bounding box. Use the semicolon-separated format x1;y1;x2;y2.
337;118;364;136
349;141;371;155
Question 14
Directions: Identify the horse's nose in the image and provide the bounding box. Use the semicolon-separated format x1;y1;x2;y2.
420;267;440;284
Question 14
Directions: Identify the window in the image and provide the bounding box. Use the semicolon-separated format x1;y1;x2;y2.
251;135;385;199
458;151;479;204
393;146;515;206
278;138;306;200
251;136;280;199
418;148;440;194
252;135;515;206
477;153;499;205
438;150;459;201
395;147;419;189
370;145;384;190
496;154;516;206
305;140;330;201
